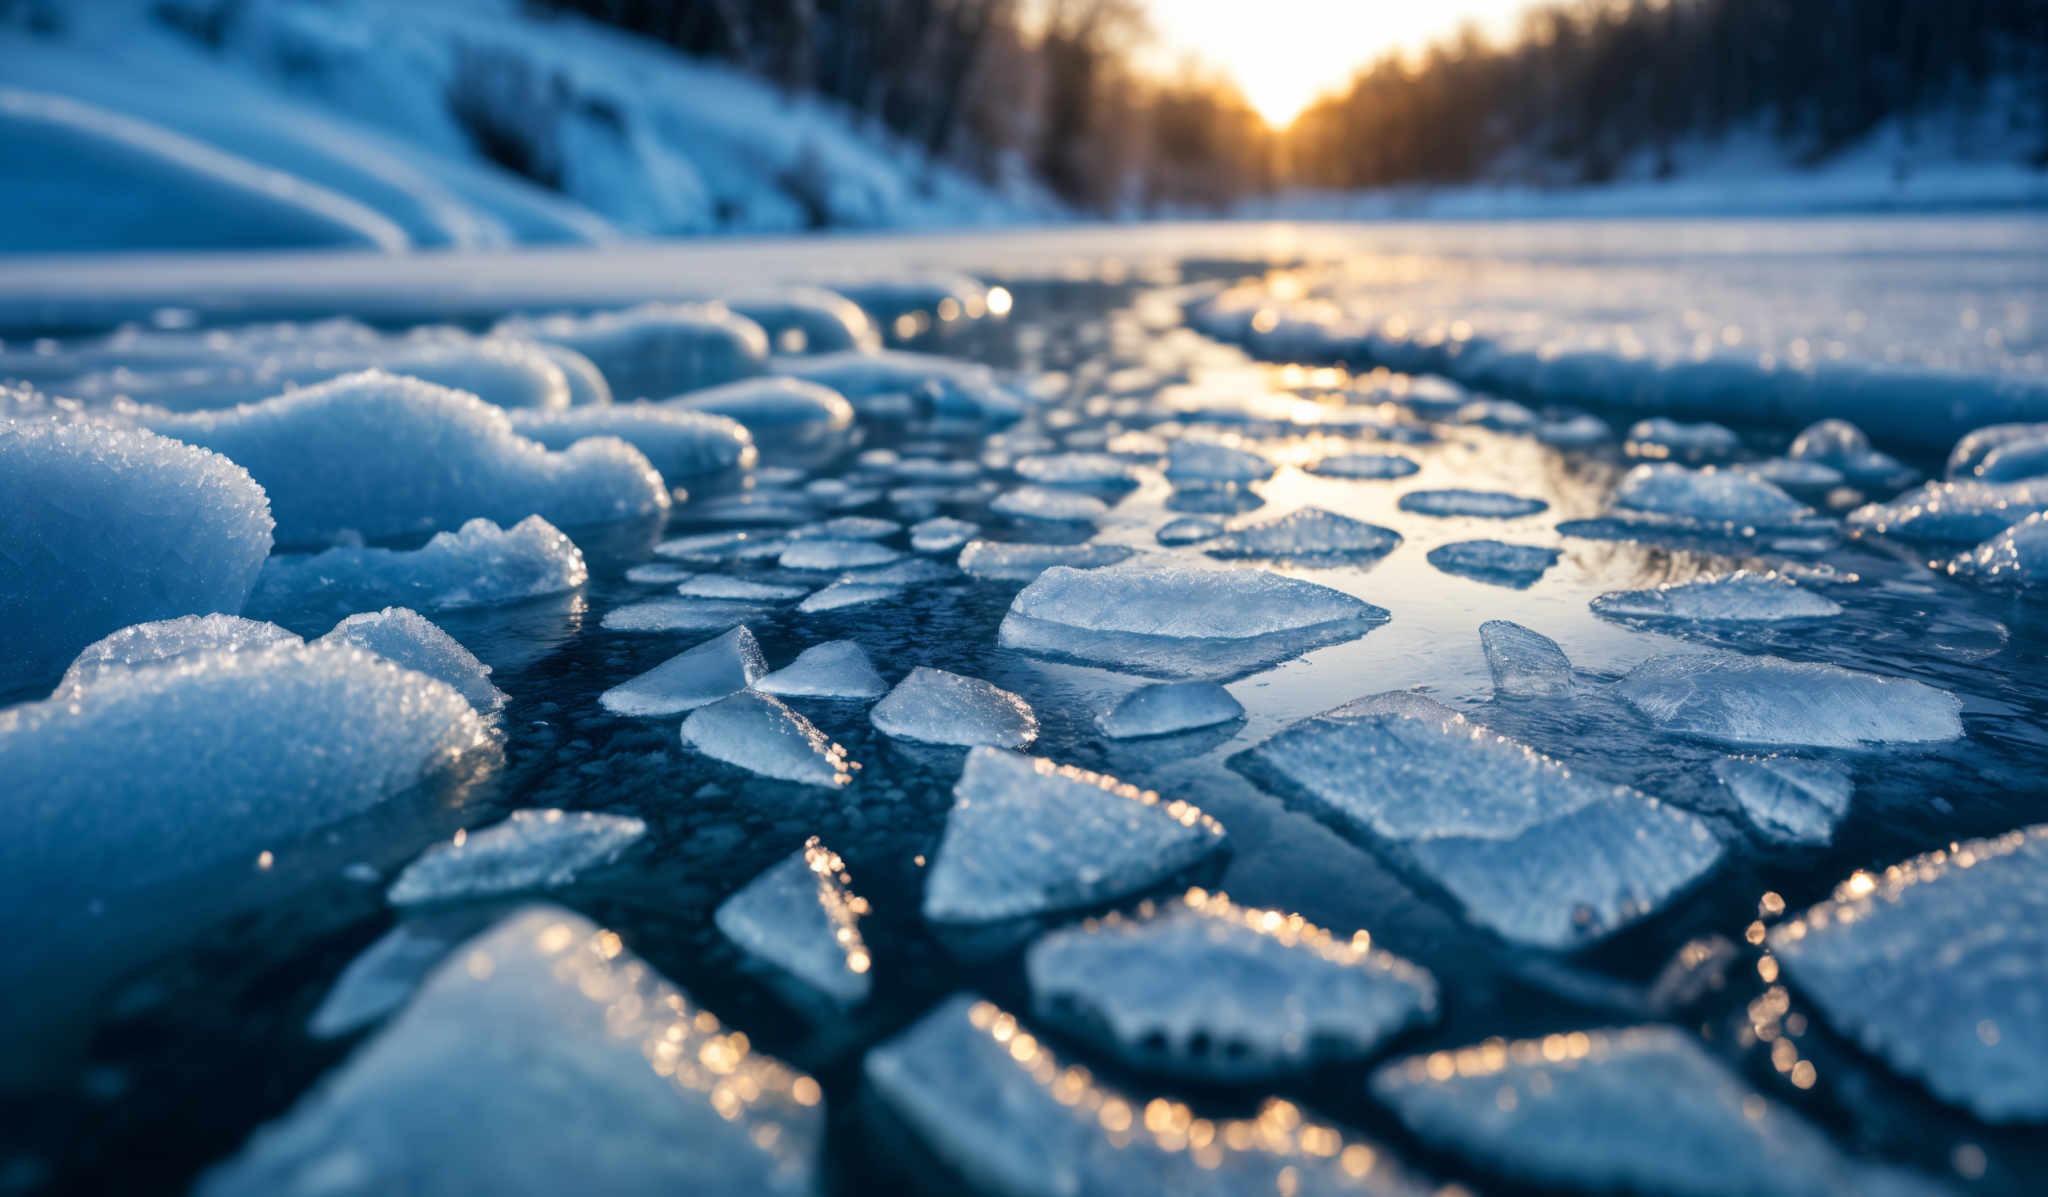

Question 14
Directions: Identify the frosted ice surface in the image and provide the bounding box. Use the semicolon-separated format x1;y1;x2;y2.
1616;652;1963;748
247;516;587;618
1535;413;1611;447
1203;507;1402;564
1770;827;2048;1122
532;343;612;407
1;418;273;691
1947;422;2048;479
1096;681;1244;739
910;517;977;554
1945;510;2048;587
307;912;492;1040
841;557;951;586
794;515;901;540
1744;457;1844;489
715;839;872;1005
1973;437;2048;482
990;486;1109;524
1165;437;1275;483
1427;540;1560;588
654;529;790;564
871;667;1036;748
1611;463;1813;526
674;576;808;601
1591;571;1843;622
1026;892;1436;1081
624;563;694;585
1624;417;1740;460
1;642;490;921
138;371;667;544
922;749;1225;924
1458;398;1538;431
506;404;754;484
320;608;505;715
1234;693;1722;948
1307;452;1419;479
599;627;766;716
1396;489;1548;519
1013;452;1137;487
775;350;1022;422
56;615;299;696
682;692;854;787
1712;756;1851;845
601;598;768;633
728;288;877;355
1372;1025;1927;1197
664;377;854;445
797;582;902;612
1787;418;1916;488
998;560;1389;680
387;810;646;905
1155;516;1223;545
199;907;823;1196
1480;620;1574;698
756;640;887;699
492;303;768;400
1848;478;2048;544
865;996;1423;1197
779;538;903;570
958;540;1136;581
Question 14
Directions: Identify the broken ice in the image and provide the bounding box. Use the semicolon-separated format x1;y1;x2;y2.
1591;571;1842;623
1396;489;1547;519
599;626;767;716
715;838;871;1006
386;810;646;906
1616;652;1963;748
870;667;1037;748
320;608;506;715
682;692;854;787
247;516;588;619
1309;452;1419;479
1202;507;1401;564
1480;620;1574;698
1095;681;1244;739
958;539;1136;581
755;640;887;699
1713;756;1852;845
1426;540;1560;588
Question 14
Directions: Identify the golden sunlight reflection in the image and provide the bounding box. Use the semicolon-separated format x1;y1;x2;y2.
800;836;873;976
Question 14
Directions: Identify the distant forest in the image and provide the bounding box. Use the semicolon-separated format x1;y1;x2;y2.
543;0;2048;209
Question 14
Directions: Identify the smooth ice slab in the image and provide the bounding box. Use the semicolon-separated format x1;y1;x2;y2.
1788;418;1916;488
600;598;768;633
998;560;1389;680
990;486;1109;524
599;627;767;716
1948;422;2048;479
779;538;903;571
682;692;854;787
200;907;823;1196
1096;681;1244;739
797;582;902;612
1480;620;1574;698
1308;452;1418;479
715;838;871;1006
1233;693;1721;948
1713;756;1852;845
1155;517;1222;545
1;418;273;691
755;640;887;699
307;912;493;1040
1616;652;1963;748
1165;437;1275;483
492;303;767;400
247;516;587;619
1848;478;2048;544
387;810;646;906
1013;452;1137;487
1396;489;1547;519
1427;540;1560;588
1372;1025;1921;1197
1610;463;1814;526
1591;571;1842;623
775;350;1022;422
665;377;854;447
1027;890;1436;1081
674;576;809;602
958;540;1135;581
1946;511;2048;588
138;371;667;545
1624;417;1740;460
1202;507;1401;564
924;749;1226;925
320;608;506;715
55;614;299;696
871;667;1036;748
1770;827;2048;1122
866;996;1423;1197
507;405;754;485
909;517;977;554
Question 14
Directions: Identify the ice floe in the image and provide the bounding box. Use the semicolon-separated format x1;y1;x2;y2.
663;377;855;449
673;576;809;602
1096;681;1245;739
1013;452;1138;488
775;349;1022;423
755;640;887;699
600;597;769;633
682;692;854;786
870;667;1036;748
715;838;871;1005
1234;692;1722;948
1624;417;1741;461
307;911;494;1040
1026;890;1436;1080
1202;507;1402;564
796;581;902;612
779;538;903;571
598;626;766;716
1848;478;2048;544
506;404;754;485
958;540;1136;581
1944;510;2048;588
1426;540;1561;588
909;517;977;554
1712;756;1852;845
990;485;1110;524
1616;652;1963;748
320;608;506;715
1396;488;1547;519
923;749;1225;924
54;614;299;696
998;560;1389;680
1610;463;1814;527
1306;452;1420;479
492;303;767;400
1155;516;1223;545
1788;418;1916;488
1165;437;1275;483
387;810;646;905
246;516;587;619
1591;571;1843;623
1480;620;1575;698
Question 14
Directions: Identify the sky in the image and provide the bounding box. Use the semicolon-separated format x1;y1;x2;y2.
1141;0;1538;128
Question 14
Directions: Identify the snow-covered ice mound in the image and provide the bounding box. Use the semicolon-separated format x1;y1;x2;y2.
1615;652;1963;748
1480;620;1574;698
1591;571;1843;623
1307;452;1419;479
506;404;754;485
1788;419;1916;488
137;371;667;545
599;626;766;716
997;560;1390;680
1372;1025;1929;1197
1234;692;1722;948
870;667;1036;748
492;304;767;400
1948;422;2048;479
1624;417;1741;461
1770;827;2048;1122
1026;890;1436;1081
54;614;298;696
923;749;1226;925
247;516;587;620
1;418;273;691
1202;507;1402;564
727;289;877;355
1848;478;2048;544
1396;488;1547;519
1427;540;1560;588
1945;511;2048;588
1712;756;1852;845
320;608;506;715
715;838;871;1006
1165;437;1275;483
866;995;1425;1197
665;377;856;450
682;692;855;787
387;810;646;905
958;540;1135;581
755;640;887;699
990;486;1109;524
1609;463;1815;527
1096;681;1244;739
199;907;823;1196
